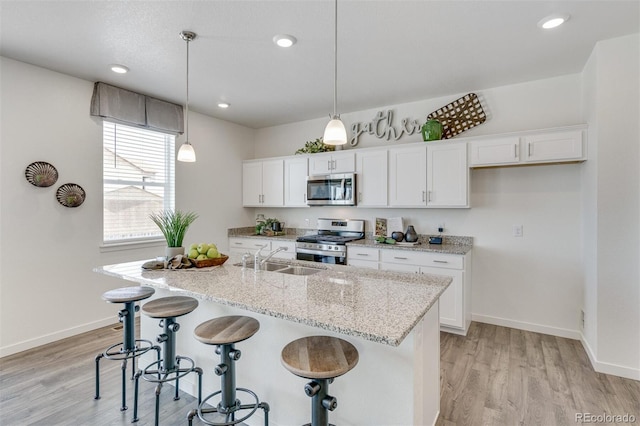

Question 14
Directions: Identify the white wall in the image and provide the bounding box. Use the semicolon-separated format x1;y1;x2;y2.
0;57;254;356
581;34;640;379
254;74;586;339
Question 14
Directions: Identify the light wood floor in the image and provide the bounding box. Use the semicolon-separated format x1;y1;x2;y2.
1;321;638;425
437;322;640;426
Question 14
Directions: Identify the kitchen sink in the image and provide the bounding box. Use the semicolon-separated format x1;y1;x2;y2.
276;266;322;276
233;261;289;271
233;262;322;275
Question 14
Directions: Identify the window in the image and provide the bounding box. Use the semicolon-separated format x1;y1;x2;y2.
103;122;175;244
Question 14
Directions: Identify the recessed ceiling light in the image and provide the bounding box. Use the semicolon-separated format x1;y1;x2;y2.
538;14;570;29
110;64;129;74
217;102;230;109
273;34;297;48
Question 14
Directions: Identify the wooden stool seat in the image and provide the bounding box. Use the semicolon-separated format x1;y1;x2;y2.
141;296;198;319
102;286;155;303
281;336;359;380
194;316;260;345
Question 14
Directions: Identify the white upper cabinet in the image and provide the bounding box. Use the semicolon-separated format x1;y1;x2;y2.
284;157;309;207
468;136;520;167
426;143;469;208
242;159;284;207
356;149;388;207
469;127;585;168
309;152;355;175
522;130;584;163
388;145;427;207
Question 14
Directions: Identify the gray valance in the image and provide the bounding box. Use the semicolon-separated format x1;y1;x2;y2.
90;82;184;135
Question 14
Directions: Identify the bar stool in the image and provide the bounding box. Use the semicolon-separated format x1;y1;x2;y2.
132;295;203;425
187;316;270;426
281;336;359;426
94;286;160;411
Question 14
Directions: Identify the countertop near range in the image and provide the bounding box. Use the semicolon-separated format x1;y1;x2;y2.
95;255;451;347
228;227;473;255
347;236;473;255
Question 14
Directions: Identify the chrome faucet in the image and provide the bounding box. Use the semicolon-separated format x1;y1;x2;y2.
254;245;289;270
254;244;268;269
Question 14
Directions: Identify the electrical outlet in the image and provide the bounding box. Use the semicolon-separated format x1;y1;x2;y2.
304;218;310;227
513;225;523;237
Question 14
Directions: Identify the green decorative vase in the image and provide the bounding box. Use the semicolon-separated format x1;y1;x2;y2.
421;119;443;141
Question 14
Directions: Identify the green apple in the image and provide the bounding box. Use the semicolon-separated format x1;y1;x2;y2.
188;249;199;259
206;247;219;258
189;243;198;251
197;243;210;254
196;254;207;260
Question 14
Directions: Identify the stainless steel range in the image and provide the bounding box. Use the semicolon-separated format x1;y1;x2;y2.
296;218;365;264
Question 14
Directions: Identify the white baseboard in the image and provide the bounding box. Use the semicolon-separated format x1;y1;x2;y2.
471;313;582;340
0;317;116;358
580;333;640;381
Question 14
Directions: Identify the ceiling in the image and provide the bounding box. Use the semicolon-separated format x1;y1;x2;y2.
1;1;638;129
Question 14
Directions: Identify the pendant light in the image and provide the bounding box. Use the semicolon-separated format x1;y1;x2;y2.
323;0;347;146
177;30;197;162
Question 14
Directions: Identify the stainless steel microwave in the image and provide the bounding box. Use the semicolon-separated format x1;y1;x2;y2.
306;173;356;206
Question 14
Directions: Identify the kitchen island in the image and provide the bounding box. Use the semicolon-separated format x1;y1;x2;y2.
95;256;451;426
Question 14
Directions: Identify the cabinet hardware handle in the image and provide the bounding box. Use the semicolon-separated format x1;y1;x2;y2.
394;256;408;260
433;260;448;264
422;191;426;202
356;253;369;257
328;160;331;170
234;242;242;245
428;191;432;202
528;142;532;157
304;193;307;202
358;192;362;203
513;144;518;158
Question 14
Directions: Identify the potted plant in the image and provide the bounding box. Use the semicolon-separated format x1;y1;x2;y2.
295;137;336;154
149;209;199;258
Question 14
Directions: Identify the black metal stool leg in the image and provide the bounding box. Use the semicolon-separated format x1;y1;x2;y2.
155;381;163;426
121;358;128;411
174;357;181;401
132;369;141;423
95;352;104;399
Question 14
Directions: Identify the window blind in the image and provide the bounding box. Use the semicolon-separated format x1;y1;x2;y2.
103;121;175;243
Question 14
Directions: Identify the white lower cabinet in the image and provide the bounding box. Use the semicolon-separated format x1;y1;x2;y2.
346;246;379;269
228;238;295;260
349;246;471;335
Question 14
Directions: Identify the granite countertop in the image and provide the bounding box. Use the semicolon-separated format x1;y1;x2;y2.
95;255;451;347
228;227;473;256
347;238;473;255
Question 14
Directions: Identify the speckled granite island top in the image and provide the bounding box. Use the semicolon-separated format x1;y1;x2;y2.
95;256;451;347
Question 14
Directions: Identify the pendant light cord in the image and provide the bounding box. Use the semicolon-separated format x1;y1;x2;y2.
332;0;338;118
185;36;190;143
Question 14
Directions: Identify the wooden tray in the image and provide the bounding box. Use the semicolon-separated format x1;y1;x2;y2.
427;92;486;139
190;254;229;268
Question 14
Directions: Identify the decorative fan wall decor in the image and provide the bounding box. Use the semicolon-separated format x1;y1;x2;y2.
56;183;86;208
25;161;58;187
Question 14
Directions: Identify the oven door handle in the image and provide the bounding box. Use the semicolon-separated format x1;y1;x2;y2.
296;247;345;256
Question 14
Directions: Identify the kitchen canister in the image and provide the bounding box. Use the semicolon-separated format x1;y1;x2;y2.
421;119;443;141
404;225;418;242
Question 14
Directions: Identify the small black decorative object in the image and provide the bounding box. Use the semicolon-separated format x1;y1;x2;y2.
404;225;418;242
391;231;404;242
56;183;86;208
25;161;58;187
